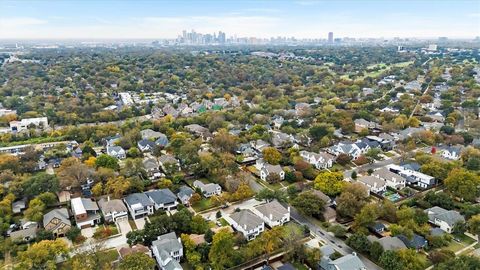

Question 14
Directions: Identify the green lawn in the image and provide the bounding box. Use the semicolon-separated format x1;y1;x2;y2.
444;241;464;252
384;152;395;157
192;198;213;212
291;262;308;270
218;218;229;226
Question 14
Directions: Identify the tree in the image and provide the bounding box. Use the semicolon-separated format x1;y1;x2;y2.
467;214;480;241
434;255;480;270
95;154;119;170
444;168;480;202
352;203;380;233
91;182;103;197
17;239;69;270
291;191;325;217
57;157;92;189
23;173;60;198
209;228;236;269
255;189;287;203
365;148;382;161
328;224;347;238
24;198;46;222
105;176;131;199
262;147;282;165
313;171;345;196
266;173;281;184
336;153;351;165
211;130;238;153
205;229;214;243
428;249;455;265
369;241;384;261
309;123;332;140
119;252;156;270
397;248;426;270
189;193;202;205
379;250;403;270
346;233;371;253
336;182;369;218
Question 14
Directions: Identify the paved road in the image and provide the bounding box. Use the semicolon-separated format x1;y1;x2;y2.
288;206;383;270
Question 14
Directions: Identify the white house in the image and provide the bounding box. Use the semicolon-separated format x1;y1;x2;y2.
106;145;126;159
371;168;406;189
425;206;465;233
123;193;155;219
71;197;101;229
151;232;183;270
10;117;48;132
193;180;221;197
357;176;387;194
388;164;436;189
225;209;265;241
256;159;285;181
441;146;462;160
299;150;335;169
253;200;290;228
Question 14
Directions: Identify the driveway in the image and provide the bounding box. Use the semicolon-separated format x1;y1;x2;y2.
81;227;95;238
200;198;263;221
116;218;132;236
134;217;148;230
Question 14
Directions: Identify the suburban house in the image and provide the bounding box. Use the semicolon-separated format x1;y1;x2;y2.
43;208;71;237
319;245;366;270
250;139;270;153
441;146;462;160
388;164;436;189
10;117;48;132
98;198;128;223
367;236;407;251
71;197;101;229
103;134;122;147
193;180;222;198
143;158;162;180
106;145;126;159
158;154;181;173
398;234;428;250
253;200;290;228
328;142;362;160
145;189;179;211
256;160;285;181
137;139;156;152
357;175;387;194
184;124;212;141
140;129;163;140
368;222;386;234
225;209;265;241
124;193;155;219
270;131;295;148
299;150;335;169
354;118;381;133
371;167;406;189
151;232;183;270
177;186;195;205
155;134;169;147
425;206;465;233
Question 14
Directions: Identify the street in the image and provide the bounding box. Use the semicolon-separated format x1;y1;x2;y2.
288;206;383;270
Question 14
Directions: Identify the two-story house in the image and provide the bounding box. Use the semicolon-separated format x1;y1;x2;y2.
106;145;126;159
253;200;290;228
98;198;128;223
425;206;465;233
357;175;387;194
371;167;406;189
71;197;101;229
143;158;162;180
225;209;265;241
137;139;156;152
43;208;71;237
441;146;462;160
145;189;178;211
193;180;222;198
124;193;155;219
177;186;195;205
299;150;335;169
151;232;183;270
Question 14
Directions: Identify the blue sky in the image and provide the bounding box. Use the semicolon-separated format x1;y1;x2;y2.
0;0;479;39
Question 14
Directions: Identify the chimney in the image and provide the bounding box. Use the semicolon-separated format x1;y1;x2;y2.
269;213;273;220
244;224;247;230
107;196;110;202
287;206;290;212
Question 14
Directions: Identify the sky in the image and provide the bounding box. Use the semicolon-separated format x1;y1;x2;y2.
0;0;479;40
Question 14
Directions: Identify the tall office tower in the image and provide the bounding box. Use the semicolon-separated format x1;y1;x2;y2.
328;32;333;43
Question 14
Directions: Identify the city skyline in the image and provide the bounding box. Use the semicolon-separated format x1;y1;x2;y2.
0;0;479;40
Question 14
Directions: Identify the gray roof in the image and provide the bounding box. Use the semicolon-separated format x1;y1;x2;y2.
177;186;194;199
98;198;127;214
329;254;366;270
137;139;155;149
375;236;407;251
357;175;386;188
397;234;427;249
263;163;283;174
151;232;182;257
158;154;178;165
10;227;37;240
145;189;177;205
140;129;163;140
124;193;154;207
373;168;406;182
254;200;289;221
143;158;159;170
193;180;221;194
155;134;169;147
425;206;465;227
43;208;71;227
229;209;264;231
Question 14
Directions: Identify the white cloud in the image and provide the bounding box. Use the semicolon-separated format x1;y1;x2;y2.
0;17;47;28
